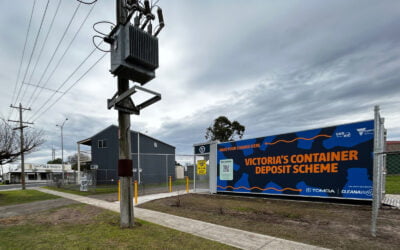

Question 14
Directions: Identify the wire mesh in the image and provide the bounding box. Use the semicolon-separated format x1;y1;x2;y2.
45;153;211;197
386;153;400;175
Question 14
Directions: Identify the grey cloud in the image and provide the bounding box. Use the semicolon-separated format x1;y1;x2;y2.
2;0;400;161
155;37;400;154
178;1;400;91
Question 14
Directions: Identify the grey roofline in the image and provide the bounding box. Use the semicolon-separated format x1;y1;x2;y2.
77;124;115;146
193;141;218;147
77;124;175;149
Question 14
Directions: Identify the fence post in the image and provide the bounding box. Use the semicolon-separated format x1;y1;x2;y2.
134;180;138;205
371;105;382;237
165;155;168;190
118;180;120;201
186;176;189;193
193;155;196;192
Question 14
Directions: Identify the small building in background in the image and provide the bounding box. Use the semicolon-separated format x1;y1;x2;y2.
2;163;73;184
387;141;400;152
77;125;175;185
175;165;185;179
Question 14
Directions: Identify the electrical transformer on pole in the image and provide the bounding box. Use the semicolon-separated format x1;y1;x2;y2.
106;0;164;228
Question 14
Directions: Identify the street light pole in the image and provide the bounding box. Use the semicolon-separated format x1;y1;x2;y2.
56;118;68;183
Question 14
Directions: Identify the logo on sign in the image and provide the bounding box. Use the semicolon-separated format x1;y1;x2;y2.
336;131;351;138
356;128;374;136
199;146;206;154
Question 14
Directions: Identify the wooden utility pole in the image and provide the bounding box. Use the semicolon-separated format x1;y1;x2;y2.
9;103;33;190
108;0;164;228
116;0;134;228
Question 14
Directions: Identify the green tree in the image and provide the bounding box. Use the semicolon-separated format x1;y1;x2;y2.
47;158;62;164
205;116;245;142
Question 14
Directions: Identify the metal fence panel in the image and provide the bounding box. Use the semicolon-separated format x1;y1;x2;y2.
46;153;212;197
387;153;400;175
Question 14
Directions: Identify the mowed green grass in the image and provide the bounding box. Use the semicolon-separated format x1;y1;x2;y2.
44;185;118;196
386;175;400;194
0;204;235;250
0;190;59;207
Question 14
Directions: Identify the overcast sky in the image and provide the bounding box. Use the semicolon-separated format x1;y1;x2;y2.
1;0;400;164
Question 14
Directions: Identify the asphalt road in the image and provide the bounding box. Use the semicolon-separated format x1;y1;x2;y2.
0;183;47;191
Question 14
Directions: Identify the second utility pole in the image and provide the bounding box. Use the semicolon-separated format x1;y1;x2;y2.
9;103;33;190
116;0;134;228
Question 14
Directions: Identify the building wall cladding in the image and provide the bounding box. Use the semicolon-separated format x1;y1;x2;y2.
387;141;400;152
90;125;175;184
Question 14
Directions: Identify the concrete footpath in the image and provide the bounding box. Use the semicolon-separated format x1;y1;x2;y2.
383;194;400;209
34;187;326;250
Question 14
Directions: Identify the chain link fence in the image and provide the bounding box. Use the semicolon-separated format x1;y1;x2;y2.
46;153;211;196
386;152;400;175
132;153;210;195
46;170;99;192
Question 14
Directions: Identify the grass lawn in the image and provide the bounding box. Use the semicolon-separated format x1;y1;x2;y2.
0;190;59;207
0;204;235;249
44;185;118;196
139;193;400;250
386;175;400;194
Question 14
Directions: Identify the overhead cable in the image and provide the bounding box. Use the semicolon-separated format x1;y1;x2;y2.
25;0;63;103
31;52;106;122
27;2;81;111
8;0;37;120
28;47;98;121
14;0;51;106
76;0;97;4
28;2;96;108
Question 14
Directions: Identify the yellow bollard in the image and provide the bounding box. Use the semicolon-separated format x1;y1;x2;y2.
169;176;172;192
185;176;189;193
134;180;138;205
118;180;120;201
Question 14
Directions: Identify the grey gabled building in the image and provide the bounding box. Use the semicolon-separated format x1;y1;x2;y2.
78;125;175;185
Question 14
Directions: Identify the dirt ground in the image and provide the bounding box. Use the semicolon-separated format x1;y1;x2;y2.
0;203;105;226
138;193;400;250
88;193;118;202
0;198;78;219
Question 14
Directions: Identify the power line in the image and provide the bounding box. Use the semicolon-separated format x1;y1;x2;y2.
28;2;96;108
31;52;107;122
25;0;63;101
8;0;37;120
29;46;98;121
26;2;81;111
14;0;51;106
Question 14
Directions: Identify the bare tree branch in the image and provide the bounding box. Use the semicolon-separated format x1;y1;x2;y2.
0;118;45;165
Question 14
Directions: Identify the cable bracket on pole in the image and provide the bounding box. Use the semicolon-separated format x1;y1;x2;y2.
107;85;161;115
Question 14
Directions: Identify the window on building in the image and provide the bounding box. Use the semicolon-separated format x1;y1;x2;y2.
98;139;107;148
28;174;37;180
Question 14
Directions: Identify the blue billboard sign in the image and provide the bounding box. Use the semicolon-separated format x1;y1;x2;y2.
217;120;374;200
